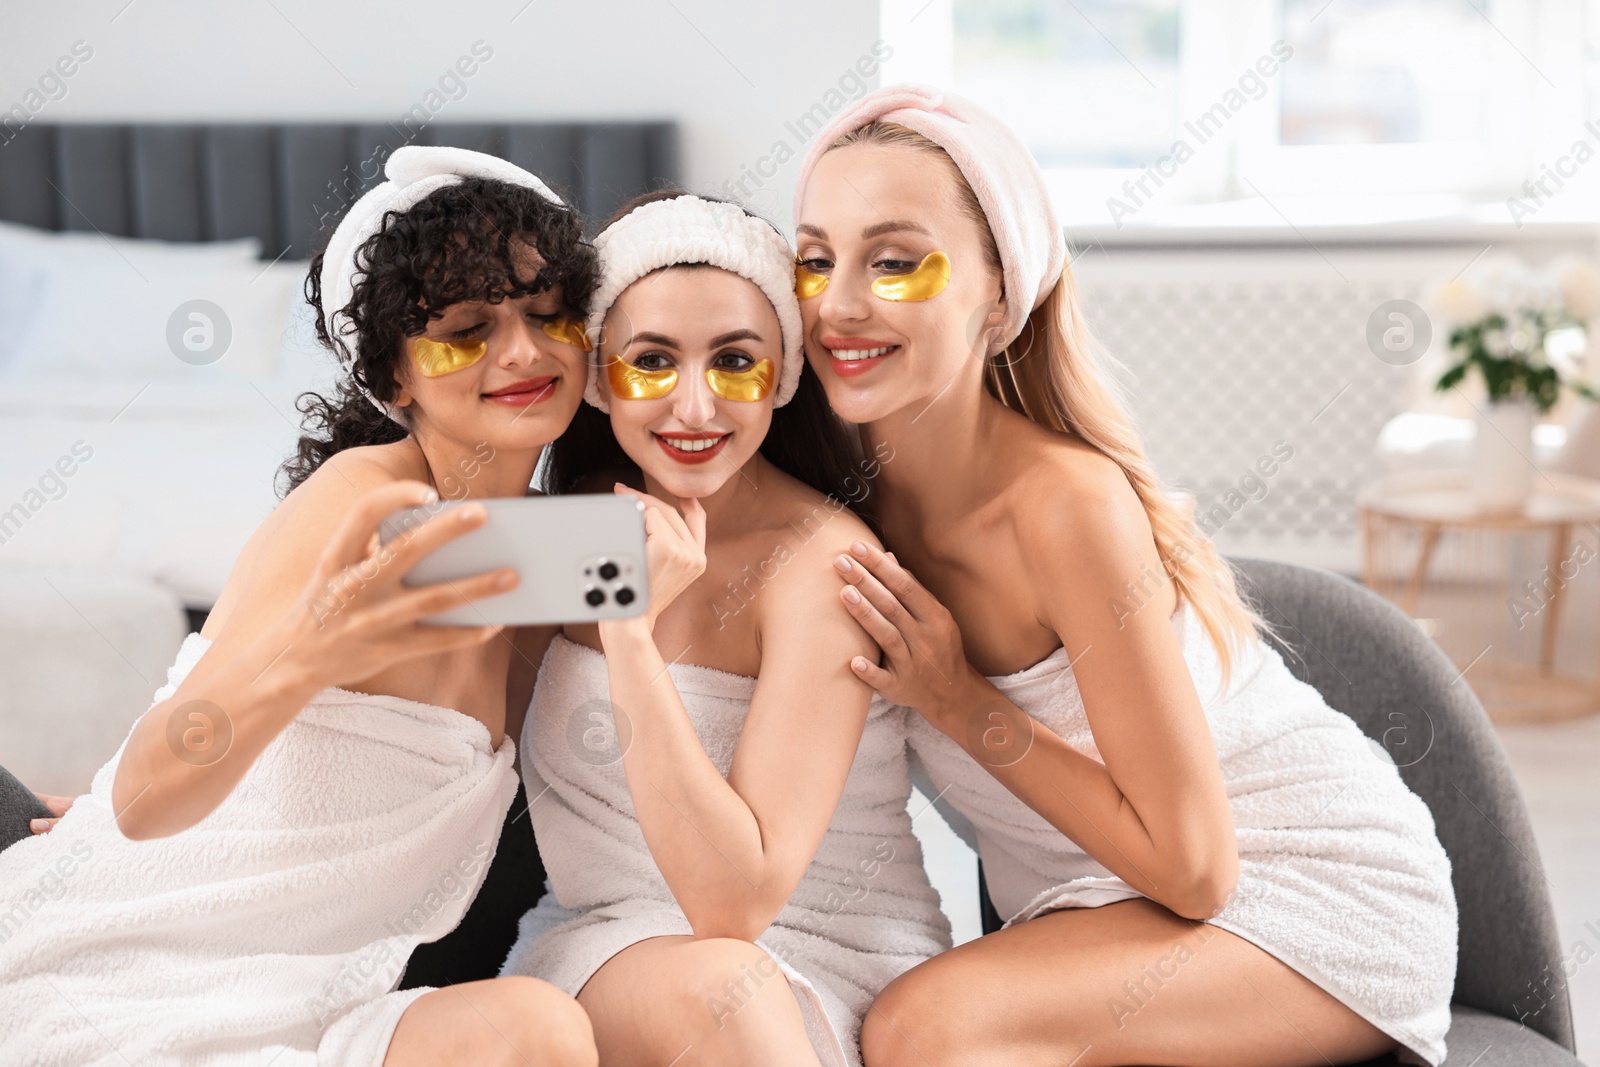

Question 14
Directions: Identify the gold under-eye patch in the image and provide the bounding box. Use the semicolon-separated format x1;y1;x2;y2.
542;317;593;351
412;337;488;377
872;251;951;302
705;358;776;402
606;355;678;400
795;259;829;299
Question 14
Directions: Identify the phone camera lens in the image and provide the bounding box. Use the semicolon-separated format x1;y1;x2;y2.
614;586;636;606
598;560;620;581
584;586;606;607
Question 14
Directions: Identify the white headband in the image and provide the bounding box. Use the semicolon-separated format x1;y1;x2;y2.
318;145;565;424
582;195;804;412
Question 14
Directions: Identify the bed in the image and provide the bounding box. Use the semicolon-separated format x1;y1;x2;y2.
0;120;677;794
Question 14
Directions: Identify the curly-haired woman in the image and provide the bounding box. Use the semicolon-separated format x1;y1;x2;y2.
0;147;599;1067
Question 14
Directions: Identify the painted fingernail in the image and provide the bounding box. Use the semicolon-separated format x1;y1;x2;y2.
843;586;861;604
833;555;853;574
851;540;870;557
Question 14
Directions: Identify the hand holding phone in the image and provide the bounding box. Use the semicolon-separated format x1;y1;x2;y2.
380;495;650;626
610;484;706;629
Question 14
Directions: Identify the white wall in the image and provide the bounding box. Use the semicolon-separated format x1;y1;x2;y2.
0;0;888;229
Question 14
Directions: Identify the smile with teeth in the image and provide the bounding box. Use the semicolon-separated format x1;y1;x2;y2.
655;433;729;452
830;345;897;361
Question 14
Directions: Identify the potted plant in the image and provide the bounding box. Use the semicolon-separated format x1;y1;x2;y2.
1429;256;1600;510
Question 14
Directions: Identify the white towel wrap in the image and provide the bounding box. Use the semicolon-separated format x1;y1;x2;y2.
0;633;519;1066
501;635;952;1067
909;601;1458;1067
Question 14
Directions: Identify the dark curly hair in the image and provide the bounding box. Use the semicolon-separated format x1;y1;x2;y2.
278;175;598;495
540;190;874;528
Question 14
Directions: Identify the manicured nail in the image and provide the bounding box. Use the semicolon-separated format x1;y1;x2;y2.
842;586;861;604
833;555;853;574
851;540;870;558
29;819;47;833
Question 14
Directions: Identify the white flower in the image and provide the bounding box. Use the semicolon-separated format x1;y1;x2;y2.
1427;278;1484;325
1470;254;1543;318
1511;323;1541;360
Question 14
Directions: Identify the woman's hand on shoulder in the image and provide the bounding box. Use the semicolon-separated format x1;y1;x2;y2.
833;539;987;724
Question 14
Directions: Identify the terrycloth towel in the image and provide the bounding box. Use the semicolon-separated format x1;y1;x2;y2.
501;635;952;1067
909;602;1458;1067
0;633;519;1067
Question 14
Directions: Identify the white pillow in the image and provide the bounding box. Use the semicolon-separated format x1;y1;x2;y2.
0;219;262;262
0;220;263;371
5;252;297;381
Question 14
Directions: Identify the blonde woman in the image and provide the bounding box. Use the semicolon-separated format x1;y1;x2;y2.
790;85;1457;1067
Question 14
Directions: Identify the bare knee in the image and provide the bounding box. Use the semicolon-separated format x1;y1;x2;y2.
861;961;1004;1067
467;976;597;1067
673;938;805;1060
863;968;944;1067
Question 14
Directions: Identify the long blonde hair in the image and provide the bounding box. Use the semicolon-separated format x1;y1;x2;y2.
827;122;1270;694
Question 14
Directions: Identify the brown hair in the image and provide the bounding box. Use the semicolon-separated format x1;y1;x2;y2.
826;122;1271;693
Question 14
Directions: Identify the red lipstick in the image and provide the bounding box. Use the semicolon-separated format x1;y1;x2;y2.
484;376;557;406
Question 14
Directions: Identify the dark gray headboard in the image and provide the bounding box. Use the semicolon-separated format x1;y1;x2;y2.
0;122;678;258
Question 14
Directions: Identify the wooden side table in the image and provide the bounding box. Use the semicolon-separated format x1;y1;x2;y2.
1358;469;1600;723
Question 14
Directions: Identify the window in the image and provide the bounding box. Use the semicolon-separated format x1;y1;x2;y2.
1279;0;1493;146
880;0;1596;226
951;0;1180;168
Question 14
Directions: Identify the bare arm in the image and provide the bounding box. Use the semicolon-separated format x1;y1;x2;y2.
837;472;1237;920
598;492;879;940
112;468;513;840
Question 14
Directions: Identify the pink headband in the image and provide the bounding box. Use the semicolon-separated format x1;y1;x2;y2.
792;83;1066;354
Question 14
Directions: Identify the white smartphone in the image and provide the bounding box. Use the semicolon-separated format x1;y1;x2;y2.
378;495;649;626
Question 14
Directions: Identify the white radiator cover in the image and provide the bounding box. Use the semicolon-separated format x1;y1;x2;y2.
1069;244;1563;575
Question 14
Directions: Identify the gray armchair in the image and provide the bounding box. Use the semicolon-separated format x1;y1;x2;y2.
979;558;1582;1065
1231;558;1581;1064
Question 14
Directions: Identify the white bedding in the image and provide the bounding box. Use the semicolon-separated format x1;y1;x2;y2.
0;247;339;607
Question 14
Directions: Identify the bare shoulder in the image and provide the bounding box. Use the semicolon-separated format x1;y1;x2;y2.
771;483;879;583
1005;430;1161;594
204;442;425;637
748;473;877;617
749;476;880;664
251;443;421;557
